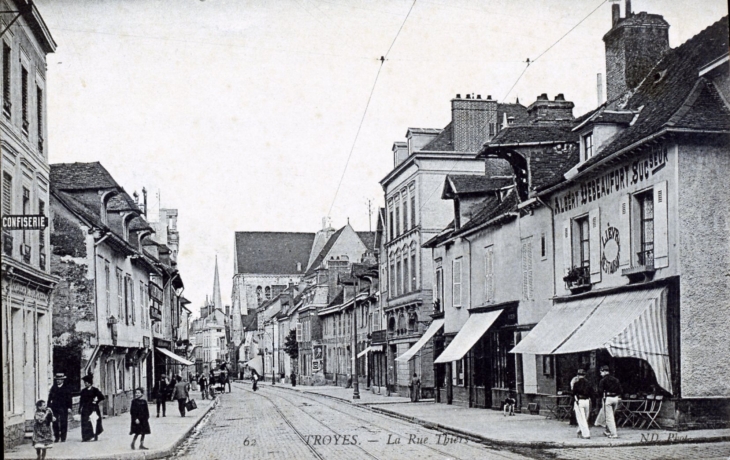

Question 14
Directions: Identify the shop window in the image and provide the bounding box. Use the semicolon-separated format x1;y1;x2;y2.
452;359;464;386
491;329;516;389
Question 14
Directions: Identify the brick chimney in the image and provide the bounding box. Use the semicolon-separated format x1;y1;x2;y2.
451;93;498;152
525;93;575;124
603;2;669;102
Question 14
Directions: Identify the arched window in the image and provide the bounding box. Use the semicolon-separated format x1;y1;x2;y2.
402;244;409;294
397;312;406;335
387;316;396;333
256;286;263;304
265;286;271;300
395;249;402;297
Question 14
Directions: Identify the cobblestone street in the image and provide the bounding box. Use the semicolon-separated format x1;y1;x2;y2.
174;383;730;460
174;383;530;460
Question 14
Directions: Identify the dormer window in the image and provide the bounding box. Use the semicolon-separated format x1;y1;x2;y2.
583;132;594;160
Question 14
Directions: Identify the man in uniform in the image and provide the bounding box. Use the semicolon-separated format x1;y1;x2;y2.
572;369;592;439
597;365;622;438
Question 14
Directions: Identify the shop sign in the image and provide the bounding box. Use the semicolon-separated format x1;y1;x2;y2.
3;279;50;303
2;214;48;230
313;345;323;361
554;144;668;215
143;336;151;348
601;226;621;274
312;359;321;372
149;282;163;303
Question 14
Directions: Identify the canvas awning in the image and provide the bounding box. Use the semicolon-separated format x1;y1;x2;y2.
156;347;194;366
509;297;599;355
245;355;263;375
434;311;502;364
511;288;672;393
357;346;373;358
395;319;444;362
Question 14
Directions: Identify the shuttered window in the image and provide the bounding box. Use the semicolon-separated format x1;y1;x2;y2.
485;246;495;302
521;239;533;300
21;66;28;132
2;43;10;114
296;323;302;342
2;173;11;215
453;258;462;307
638;191;654;266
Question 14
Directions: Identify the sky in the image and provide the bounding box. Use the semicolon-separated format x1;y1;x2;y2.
33;0;728;314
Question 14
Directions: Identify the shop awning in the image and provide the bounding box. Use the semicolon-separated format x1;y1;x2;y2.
511;288;672;394
357;346;373;358
156;347;194;366
509;298;599;355
395;319;444;362
434;311;502;364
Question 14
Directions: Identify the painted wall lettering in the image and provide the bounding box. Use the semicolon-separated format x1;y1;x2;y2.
554;145;668;215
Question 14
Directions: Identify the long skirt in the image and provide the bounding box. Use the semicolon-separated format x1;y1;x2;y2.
81;409;104;441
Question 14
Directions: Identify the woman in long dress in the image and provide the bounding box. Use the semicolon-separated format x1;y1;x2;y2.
32;400;54;460
79;374;105;441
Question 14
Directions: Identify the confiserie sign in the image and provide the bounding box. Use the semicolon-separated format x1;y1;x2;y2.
2;215;48;230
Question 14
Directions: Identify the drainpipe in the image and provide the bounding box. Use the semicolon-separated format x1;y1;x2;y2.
462;235;474;408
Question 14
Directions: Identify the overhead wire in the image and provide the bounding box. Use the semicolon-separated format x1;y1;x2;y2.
327;0;417;218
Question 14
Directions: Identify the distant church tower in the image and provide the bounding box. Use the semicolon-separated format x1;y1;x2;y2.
212;256;223;312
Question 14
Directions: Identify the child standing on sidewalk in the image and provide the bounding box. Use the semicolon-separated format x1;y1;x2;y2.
33;400;54;460
130;388;151;450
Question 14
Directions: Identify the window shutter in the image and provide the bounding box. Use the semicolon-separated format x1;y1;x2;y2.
589;208;601;283
562;220;572;275
653;181;669;268
296;323;302;342
618;195;631;266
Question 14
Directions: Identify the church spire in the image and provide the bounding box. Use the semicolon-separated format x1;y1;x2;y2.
213;255;223;312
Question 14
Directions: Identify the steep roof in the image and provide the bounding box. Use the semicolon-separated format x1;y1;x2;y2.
488;125;578;146
234;232;315;275
305;226;346;276
421;122;454;151
50;162;120;191
357;232;376;252
578;15;730;172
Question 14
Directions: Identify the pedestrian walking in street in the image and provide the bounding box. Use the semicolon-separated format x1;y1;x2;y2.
252;371;259;391
47;373;73;442
198;373;209;400
153;376;169;417
572;369;593;439
409;373;421;402
166;375;177;402
223;371;232;393
79;374;105;442
172;376;191;417
129;388;151;450
32;400;54;460
596;365;622;439
290;372;296;387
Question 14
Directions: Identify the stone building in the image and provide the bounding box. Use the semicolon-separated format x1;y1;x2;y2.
1;0;57;445
381;94;527;397
49;162;158;417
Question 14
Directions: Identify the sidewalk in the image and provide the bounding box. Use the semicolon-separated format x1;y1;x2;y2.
3;398;216;460
261;381;730;449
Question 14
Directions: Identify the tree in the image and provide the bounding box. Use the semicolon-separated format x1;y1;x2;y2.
283;328;298;360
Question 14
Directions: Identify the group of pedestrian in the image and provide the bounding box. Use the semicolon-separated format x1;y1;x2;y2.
572;365;623;440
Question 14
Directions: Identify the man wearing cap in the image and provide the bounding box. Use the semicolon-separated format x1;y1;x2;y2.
47;373;73;442
572;369;592;439
597;365;622;438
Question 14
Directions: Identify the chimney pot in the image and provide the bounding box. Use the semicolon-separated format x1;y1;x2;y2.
456;93;461;98
466;94;471;99
487;95;492;100
555;93;565;101
538;93;548;100
625;0;632;16
612;3;620;26
476;94;481;99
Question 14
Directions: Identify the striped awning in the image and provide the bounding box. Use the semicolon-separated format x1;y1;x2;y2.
434;310;502;364
395;319;444;362
156;347;194;366
510;287;672;394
